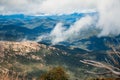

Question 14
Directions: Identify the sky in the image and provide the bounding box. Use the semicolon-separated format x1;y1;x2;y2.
0;0;97;15
0;0;120;44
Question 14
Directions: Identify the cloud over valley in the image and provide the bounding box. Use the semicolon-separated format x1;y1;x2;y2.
0;0;120;44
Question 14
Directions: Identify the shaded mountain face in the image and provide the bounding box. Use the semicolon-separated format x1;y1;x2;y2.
0;13;95;40
0;13;119;51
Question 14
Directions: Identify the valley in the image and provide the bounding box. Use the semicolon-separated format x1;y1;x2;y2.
0;13;119;80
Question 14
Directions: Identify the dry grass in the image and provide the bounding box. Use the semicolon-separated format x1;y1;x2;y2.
0;73;18;80
0;71;28;80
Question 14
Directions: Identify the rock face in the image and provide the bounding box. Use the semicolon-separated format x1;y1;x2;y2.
0;41;41;55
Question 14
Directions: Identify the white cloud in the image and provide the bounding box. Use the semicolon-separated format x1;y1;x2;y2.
50;15;94;44
0;0;96;15
96;0;120;36
0;0;44;15
50;23;66;44
0;0;120;42
40;0;96;14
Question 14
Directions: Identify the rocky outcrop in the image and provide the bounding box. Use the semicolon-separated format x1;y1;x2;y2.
0;41;57;55
0;41;40;55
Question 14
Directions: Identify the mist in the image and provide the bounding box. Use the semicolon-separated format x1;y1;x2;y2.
97;0;120;37
1;0;120;44
46;15;94;45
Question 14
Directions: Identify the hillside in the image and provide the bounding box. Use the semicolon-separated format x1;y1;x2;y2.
0;41;105;80
0;13;119;80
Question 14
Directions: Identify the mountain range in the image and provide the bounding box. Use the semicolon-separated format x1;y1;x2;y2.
0;13;119;51
0;13;119;79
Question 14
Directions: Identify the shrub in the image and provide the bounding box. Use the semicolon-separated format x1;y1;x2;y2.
39;67;69;80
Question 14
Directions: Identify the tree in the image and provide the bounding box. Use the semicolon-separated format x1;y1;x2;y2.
39;67;69;80
80;42;120;77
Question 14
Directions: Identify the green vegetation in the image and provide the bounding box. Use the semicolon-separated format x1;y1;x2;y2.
1;41;118;80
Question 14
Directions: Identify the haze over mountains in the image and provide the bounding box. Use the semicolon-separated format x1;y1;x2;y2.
0;0;120;79
0;12;120;51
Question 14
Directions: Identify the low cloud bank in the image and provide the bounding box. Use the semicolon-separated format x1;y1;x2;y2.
36;0;120;44
49;16;94;45
1;0;120;44
97;0;120;37
0;0;96;15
